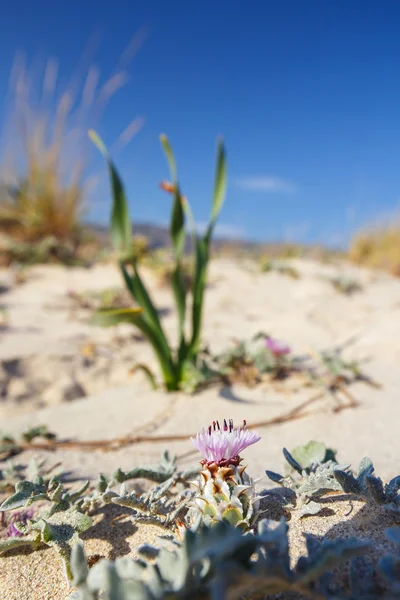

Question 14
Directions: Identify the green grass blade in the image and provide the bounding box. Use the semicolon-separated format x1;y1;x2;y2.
171;263;187;351
205;138;227;244
89;130;132;256
132;313;178;390
129;364;158;390
170;185;186;259
160;135;189;360
188;237;209;359
90;308;176;389
89;307;143;327
120;261;174;359
160;134;177;181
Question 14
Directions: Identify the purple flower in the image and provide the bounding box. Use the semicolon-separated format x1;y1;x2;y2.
191;419;261;466
6;509;34;538
265;336;291;357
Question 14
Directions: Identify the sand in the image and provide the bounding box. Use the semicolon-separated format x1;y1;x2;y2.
0;257;399;598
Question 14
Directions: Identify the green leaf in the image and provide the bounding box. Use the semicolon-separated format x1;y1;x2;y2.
70;542;89;587
122;262;174;364
222;507;243;527
290;441;330;471
0;535;38;553
89;130;132;256
189;237;209;358
127;313;177;390
90;307;143;327
205;138;227;243
171;263;187;350
0;480;47;511
129;363;158;390
170;185;186;259
160;134;177;181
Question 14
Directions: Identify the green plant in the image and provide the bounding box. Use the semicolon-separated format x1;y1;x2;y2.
68;519;369;600
89;132;227;391
266;444;400;520
260;257;300;278
0;474;91;580
330;275;363;296
1;431;400;598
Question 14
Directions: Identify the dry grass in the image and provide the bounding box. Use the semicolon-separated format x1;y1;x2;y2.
349;219;400;276
0;39;144;264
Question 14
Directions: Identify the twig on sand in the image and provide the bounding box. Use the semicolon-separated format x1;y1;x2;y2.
1;389;356;456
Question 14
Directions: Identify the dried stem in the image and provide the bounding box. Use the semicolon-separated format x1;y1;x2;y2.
4;389;356;455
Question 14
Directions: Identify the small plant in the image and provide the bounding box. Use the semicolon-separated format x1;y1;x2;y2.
190;419;261;530
266;443;400;519
68;517;369;600
82;450;199;532
181;333;299;392
330;275;363;295
0;474;92;580
67;287;132;312
260;257;300;278
260;258;300;279
0;424;57;460
90;132;227;391
1;429;400;598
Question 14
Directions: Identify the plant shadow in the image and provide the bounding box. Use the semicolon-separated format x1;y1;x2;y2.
218;386;257;404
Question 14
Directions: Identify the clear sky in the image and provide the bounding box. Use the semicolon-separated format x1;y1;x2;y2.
1;0;400;246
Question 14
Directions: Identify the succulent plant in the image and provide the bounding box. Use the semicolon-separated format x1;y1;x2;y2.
266;445;347;517
68;518;369;600
190;419;261;530
81;451;199;535
267;445;400;520
334;457;400;520
0;473;92;580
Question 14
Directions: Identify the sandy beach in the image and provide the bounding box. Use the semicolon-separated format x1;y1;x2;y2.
0;256;399;598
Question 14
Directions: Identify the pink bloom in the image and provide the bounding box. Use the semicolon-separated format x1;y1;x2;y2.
6;509;34;538
265;336;291;357
191;419;261;466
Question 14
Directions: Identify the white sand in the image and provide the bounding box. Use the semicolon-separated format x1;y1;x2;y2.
0;257;399;598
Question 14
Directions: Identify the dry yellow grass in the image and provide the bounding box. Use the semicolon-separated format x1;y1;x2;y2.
0;39;144;263
349;220;400;276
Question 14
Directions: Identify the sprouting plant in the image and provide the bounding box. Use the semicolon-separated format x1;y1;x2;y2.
81;451;200;535
283;440;337;475
68;518;369;600
334;457;400;519
89;132;227;391
266;445;347;517
0;456;62;491
182;332;300;392
0;424;57;460
0;473;91;580
266;444;400;520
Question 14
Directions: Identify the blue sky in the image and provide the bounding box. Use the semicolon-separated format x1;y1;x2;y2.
1;1;400;246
